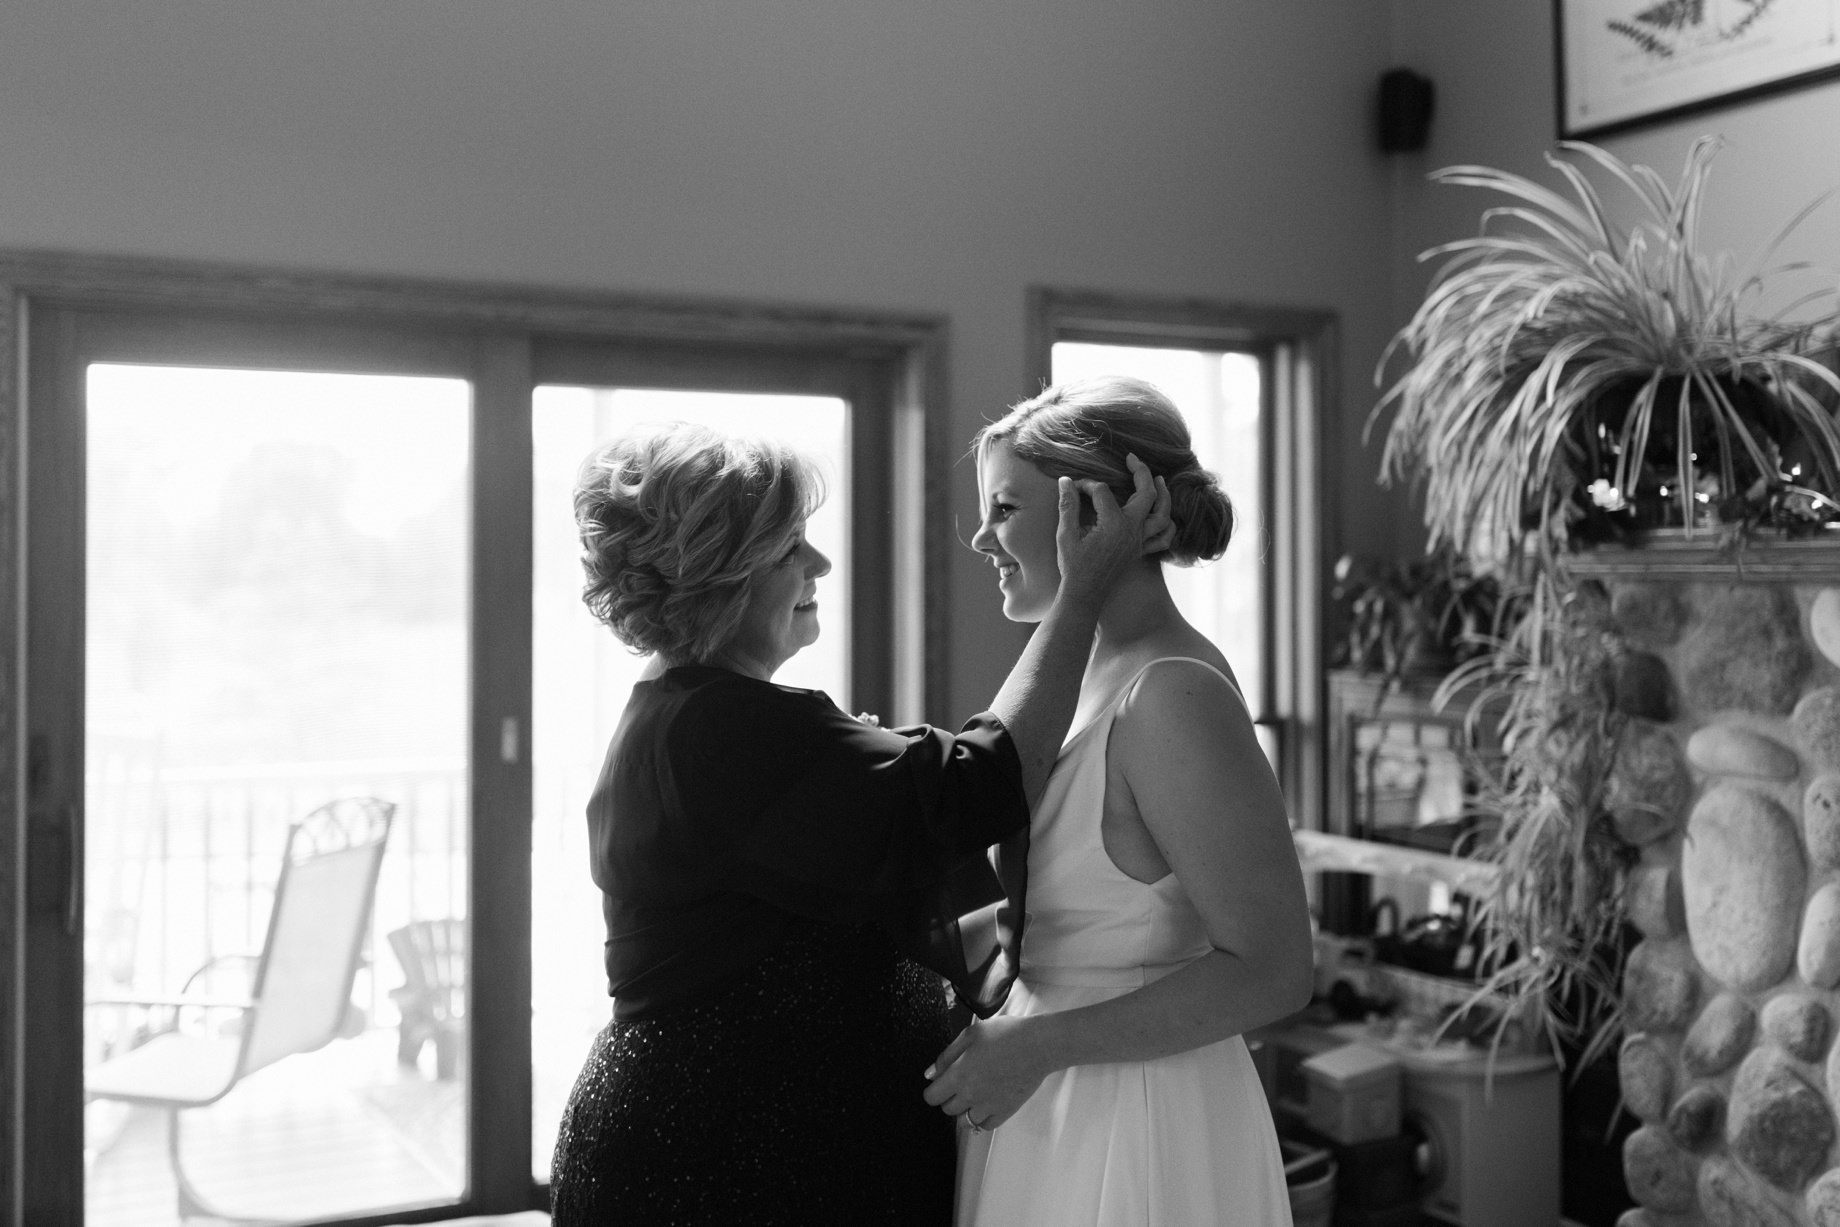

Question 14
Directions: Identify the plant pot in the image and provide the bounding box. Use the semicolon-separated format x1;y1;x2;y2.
1398;615;1457;674
1564;375;1813;542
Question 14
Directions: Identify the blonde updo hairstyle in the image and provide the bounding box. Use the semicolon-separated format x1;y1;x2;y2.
574;422;824;665
976;376;1234;565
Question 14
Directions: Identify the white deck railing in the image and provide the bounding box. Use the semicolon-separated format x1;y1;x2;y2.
86;758;469;1028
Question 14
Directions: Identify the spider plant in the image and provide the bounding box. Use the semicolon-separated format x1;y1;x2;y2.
1373;136;1840;566
1331;545;1505;684
1433;570;1630;1068
1371;138;1840;1070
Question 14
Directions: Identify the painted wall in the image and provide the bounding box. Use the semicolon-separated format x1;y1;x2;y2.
1386;2;1840;432
0;0;1402;721
14;6;1828;717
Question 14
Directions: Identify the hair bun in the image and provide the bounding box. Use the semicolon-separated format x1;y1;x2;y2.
1164;468;1234;565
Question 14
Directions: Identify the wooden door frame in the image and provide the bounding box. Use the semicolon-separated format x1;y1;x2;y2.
0;249;949;1224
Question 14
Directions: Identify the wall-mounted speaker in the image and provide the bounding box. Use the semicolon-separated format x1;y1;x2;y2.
1378;68;1435;153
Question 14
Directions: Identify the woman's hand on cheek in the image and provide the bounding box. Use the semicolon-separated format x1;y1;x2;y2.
921;1016;1049;1131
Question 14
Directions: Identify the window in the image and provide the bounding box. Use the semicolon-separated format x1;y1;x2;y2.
1029;289;1331;831
1049;342;1267;721
7;258;943;1225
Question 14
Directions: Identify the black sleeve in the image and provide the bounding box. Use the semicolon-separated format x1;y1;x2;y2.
672;680;1030;1016
670;682;1024;902
746;716;1022;901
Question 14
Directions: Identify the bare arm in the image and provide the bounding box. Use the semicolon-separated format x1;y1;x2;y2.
984;463;1163;808
926;660;1313;1126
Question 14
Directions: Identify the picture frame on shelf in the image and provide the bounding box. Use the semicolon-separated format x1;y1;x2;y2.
1316;670;1503;937
1556;0;1840;138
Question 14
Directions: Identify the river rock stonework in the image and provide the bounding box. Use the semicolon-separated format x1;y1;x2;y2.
1605;576;1840;1225
1683;994;1756;1076
1807;776;1840;875
1612;721;1695;846
1678;584;1810;716
1795;688;1840;775
1681;786;1805;992
1763;994;1832;1064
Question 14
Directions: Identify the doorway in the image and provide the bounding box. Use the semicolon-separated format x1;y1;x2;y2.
7;258;942;1225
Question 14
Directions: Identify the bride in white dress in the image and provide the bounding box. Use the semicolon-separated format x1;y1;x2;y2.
925;376;1314;1226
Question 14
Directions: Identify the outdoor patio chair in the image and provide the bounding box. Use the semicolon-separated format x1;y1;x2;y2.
84;796;395;1223
387;916;466;1079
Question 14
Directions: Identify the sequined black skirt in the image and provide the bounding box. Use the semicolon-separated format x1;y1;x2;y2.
549;919;956;1226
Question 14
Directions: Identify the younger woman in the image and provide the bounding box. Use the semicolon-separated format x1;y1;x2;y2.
926;377;1314;1226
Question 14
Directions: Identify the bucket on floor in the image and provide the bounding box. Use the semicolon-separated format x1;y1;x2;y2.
1281;1137;1336;1227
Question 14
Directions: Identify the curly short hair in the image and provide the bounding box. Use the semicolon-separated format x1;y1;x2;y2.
574;422;825;664
974;375;1234;565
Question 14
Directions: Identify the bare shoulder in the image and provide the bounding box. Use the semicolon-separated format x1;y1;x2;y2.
1113;647;1248;732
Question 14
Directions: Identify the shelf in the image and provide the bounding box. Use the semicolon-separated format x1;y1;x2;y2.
1293;829;1498;896
1276;1013;1554;1075
1563;532;1840;582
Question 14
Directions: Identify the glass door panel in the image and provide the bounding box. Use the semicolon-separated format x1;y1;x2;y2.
82;364;473;1226
1049;343;1266;720
528;387;849;1179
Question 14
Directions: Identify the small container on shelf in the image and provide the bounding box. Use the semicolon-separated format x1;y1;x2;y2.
1280;1137;1337;1227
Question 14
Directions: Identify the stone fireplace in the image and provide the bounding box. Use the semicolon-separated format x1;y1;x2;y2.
1582;541;1840;1227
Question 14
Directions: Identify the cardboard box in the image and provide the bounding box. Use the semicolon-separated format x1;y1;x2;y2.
1301;1043;1402;1145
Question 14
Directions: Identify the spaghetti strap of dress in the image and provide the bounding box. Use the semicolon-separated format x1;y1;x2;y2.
1123;655;1248;715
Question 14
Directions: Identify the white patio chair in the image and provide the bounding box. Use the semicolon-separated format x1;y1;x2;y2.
84;796;395;1223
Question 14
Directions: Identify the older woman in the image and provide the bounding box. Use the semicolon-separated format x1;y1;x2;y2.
548;422;1155;1226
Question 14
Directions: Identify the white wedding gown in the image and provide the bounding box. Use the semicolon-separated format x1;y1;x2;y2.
955;657;1293;1227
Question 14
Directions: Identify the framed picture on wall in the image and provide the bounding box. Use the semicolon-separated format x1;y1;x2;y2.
1557;0;1840;138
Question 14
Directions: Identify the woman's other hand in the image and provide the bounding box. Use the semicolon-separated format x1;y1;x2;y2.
1141;474;1174;554
921;1016;1048;1132
1053;452;1160;609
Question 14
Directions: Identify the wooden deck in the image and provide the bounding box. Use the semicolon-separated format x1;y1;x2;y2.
86;1031;466;1227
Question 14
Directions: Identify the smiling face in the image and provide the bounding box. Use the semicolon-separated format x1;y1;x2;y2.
719;524;832;679
972;440;1062;623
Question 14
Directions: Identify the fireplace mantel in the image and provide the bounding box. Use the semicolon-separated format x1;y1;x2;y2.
1565;533;1840;583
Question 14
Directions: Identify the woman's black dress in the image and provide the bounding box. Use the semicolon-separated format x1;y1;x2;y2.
550;665;1028;1226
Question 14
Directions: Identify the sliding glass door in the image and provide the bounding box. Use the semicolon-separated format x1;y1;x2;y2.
81;363;475;1224
527;384;853;1179
519;331;903;1180
24;311;501;1226
16;277;930;1225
